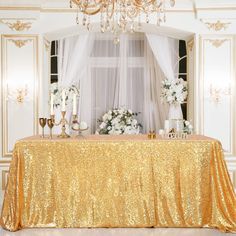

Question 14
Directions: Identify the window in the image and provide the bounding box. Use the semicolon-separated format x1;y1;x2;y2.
179;40;187;120
89;33;145;133
50;41;58;83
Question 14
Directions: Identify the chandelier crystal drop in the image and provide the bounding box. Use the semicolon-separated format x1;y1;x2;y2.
70;0;175;36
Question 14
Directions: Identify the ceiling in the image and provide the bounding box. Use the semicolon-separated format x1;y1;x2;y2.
0;0;236;9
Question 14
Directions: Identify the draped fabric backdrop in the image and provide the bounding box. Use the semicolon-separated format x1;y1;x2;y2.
56;33;179;134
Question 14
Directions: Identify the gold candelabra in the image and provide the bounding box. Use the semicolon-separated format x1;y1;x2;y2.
51;111;70;138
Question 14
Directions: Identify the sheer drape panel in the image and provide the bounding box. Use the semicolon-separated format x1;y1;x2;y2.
57;33;94;133
56;33;179;134
144;39;169;131
145;34;179;81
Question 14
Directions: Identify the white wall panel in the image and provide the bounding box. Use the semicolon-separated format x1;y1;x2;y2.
1;35;38;159
200;36;234;155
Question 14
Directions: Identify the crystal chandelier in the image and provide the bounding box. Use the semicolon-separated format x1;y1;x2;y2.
70;0;175;41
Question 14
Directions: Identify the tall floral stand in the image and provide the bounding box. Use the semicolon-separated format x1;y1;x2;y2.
168;103;183;130
168;103;183;120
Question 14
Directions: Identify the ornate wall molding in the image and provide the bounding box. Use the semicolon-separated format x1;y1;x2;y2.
43;38;50;52
201;19;231;31
187;38;194;51
8;39;33;48
0;19;34;31
206;39;229;48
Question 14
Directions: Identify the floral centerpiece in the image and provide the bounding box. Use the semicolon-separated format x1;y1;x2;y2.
161;78;188;105
50;82;79;108
96;108;141;135
161;78;188;120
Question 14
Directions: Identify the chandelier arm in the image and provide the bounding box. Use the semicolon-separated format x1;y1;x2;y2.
106;1;115;19
72;0;103;15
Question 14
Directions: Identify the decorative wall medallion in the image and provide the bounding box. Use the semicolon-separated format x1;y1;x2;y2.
187;39;194;52
202;20;231;31
9;39;33;48
206;39;229;48
0;19;33;31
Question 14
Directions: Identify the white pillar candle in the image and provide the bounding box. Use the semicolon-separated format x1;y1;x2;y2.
158;129;164;135
73;93;77;115
50;93;54;115
164;120;170;133
176;120;180;132
61;90;66;111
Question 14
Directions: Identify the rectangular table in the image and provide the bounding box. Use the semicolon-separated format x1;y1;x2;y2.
1;135;236;232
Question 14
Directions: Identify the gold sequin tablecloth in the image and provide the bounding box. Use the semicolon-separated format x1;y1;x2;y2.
1;135;236;232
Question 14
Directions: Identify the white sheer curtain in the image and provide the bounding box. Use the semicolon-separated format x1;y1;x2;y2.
56;33;94;130
87;33;146;133
145;34;179;81
56;32;179;134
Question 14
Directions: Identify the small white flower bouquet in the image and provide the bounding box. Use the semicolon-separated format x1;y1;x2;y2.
50;82;79;108
183;120;193;134
96;108;141;135
161;78;188;105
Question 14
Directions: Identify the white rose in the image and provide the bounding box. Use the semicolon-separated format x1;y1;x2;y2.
185;121;190;126
126;118;131;124
102;114;109;121
80;121;88;130
100;122;106;129
131;119;137;126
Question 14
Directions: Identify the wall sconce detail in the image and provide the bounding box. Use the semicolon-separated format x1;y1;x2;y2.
209;84;231;103
8;85;29;104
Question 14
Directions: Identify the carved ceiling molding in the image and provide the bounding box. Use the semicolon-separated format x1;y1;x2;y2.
201;19;231;31
0;19;34;31
187;38;194;52
8;39;33;48
206;39;229;48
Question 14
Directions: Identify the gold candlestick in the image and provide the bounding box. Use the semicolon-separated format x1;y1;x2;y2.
51;111;70;138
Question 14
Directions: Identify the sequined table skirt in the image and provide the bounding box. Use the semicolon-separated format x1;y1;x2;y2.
1;135;236;232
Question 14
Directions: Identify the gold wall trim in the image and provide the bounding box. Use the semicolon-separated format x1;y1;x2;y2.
201;20;231;32
187;38;194;52
8;39;33;48
1;35;39;157
0;19;34;31
43;37;50;52
206;39;229;48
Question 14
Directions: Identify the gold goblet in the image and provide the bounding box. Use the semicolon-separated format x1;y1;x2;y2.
39;118;47;138
47;119;54;139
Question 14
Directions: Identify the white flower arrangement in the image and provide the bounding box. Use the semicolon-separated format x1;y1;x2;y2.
161;78;188;105
183;120;193;134
96;108;141;135
50;82;79;108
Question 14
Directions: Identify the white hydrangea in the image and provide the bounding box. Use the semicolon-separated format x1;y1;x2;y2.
161;78;188;105
96;108;141;135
